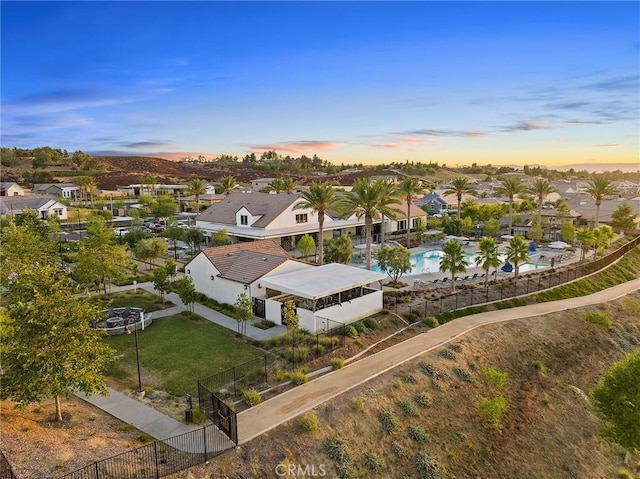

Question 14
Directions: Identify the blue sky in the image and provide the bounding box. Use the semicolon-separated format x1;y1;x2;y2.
1;1;638;167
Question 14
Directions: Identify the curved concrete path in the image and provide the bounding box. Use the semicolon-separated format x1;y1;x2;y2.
237;277;640;444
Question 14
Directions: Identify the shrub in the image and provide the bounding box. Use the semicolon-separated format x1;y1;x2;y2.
116;424;134;432
345;325;358;338
352;321;366;334
323;435;354;479
287;370;308;385
390;440;406;457
403;374;417;384
135;433;153;444
482;367;507;389
415;452;447;479
379;410;398;433
453;367;473;383
239;388;262;407
448;343;462;353
617;469;633;479
477;395;507;428
363;317;379;329
423;316;439;328
191;407;208;424
584;310;613;329
394;380;404;390
415;393;434;408
354;338;364;347
438;348;456;360
351;398;365;412
408;425;429;442
397;400;419;417
284;345;310;363
330;357;345;370
299;412;321;432
364;452;385;473
532;360;547;373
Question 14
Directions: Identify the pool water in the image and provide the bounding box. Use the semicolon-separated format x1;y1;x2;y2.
371;249;546;276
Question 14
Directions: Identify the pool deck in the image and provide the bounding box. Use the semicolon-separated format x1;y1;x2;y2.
352;240;586;292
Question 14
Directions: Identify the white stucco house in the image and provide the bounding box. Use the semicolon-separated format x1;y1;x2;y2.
0;182;25;196
0;195;68;220
185;240;387;333
32;183;80;199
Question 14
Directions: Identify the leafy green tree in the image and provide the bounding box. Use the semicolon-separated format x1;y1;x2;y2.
123;228;148;250
528;223;544;244
475;237;501;286
494;177;526;233
413;217;427;244
211;228;231;246
164;258;177;282
74;219;129;292
585;177;618;227
439;240;469;291
174;276;199;313
592;225;615;259
376;246;412;284
234;292;253;336
529;178;558;226
282;299;300;345
0;262;114;421
443;177;475;219
441;214;463;236
12;208;50;241
609;202;638;234
575;228;595;262
185;227;204;253
165;224;186;259
152;266;171;304
323;235;353;264
396;176;426;247
337;178;399;269
294;182;339;265
297;234;316;260
151;196;178;224
188;178;208;214
591;350;640;456
483;217;501;237
560;221;576;243
72;149;91;168
505;235;529;281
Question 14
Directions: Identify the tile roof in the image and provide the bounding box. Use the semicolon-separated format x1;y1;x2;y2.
195;191;301;228
201;239;291;284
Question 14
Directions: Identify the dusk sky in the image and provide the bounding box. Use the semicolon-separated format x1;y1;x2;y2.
1;1;639;167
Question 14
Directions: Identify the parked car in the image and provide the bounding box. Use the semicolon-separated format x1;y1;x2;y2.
149;224;166;233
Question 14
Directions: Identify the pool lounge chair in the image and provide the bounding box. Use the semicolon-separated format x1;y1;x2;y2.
432;279;440;284
442;277;450;283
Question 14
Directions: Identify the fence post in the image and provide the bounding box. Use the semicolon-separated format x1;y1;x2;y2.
95;461;99;479
203;425;208;461
154;441;160;479
264;355;268;384
233;367;237;395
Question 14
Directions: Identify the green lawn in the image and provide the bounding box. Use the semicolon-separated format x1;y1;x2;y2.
104;312;262;396
90;291;165;312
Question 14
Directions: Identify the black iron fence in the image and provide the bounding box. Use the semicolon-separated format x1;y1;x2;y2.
57;424;234;479
393;236;640;321
0;451;16;479
197;355;269;396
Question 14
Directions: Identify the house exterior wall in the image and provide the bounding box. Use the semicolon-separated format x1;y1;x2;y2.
313;290;383;331
265;298;283;325
1;184;24;196
235;207;261;228
264;202;325;230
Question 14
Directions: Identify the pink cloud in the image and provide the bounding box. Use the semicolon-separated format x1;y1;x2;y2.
248;140;343;154
592;143;619;148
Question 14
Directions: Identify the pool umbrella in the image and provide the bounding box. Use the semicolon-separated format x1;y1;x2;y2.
528;241;537;252
501;260;513;272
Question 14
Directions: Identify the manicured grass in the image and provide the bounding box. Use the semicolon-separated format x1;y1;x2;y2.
104;311;262;396
90;291;166;312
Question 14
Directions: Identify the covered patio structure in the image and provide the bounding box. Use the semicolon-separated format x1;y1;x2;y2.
258;263;387;333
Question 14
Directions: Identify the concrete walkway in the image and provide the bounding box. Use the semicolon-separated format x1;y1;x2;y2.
236;277;640;444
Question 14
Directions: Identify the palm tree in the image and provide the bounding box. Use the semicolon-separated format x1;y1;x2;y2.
294;182;339;265
505;235;529;281
475;236;501;286
280;177;297;194
84;177;97;205
217;175;240;195
529;178;559;226
267;177;284;193
443;177;475;219
337;178;399;270
188;178;207;214
75;176;90;206
439;240;469;292
585;177;619;227
494;177;526;234
592;225;616;259
575;228;594;262
378;178;397;246
396;176;426;248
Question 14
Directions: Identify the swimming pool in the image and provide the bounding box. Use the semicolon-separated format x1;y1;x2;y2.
371;249;546;276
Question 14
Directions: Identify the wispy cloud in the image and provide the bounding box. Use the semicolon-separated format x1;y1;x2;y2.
247;140;343;154
118;140;173;149
592;143;619;148
397;129;487;138
2;88;131;115
498;120;551;132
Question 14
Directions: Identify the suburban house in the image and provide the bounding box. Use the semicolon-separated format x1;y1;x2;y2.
32;183;79;199
0;182;25;196
185;240;313;313
415;191;449;215
185;240;386;333
0;195;68;220
178;193;225;212
116;183;189;197
250;178;276;191
194;190;427;250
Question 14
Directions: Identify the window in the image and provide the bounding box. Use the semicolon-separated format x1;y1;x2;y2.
398;220;407;231
54;209;63;216
295;214;308;224
240;215;248;225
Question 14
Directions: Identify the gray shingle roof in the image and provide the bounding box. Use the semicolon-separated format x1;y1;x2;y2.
201;240;291;283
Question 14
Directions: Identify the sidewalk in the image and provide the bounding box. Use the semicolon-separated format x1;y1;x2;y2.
236;278;640;444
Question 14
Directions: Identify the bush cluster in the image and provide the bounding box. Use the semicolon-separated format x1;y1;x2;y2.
453;367;473;383
299;412;321;432
482;367;507;389
379;410;398;433
408;425;429;442
323;435;354;479
396;399;419;417
584;310;613;329
238;388;262;407
330;357;345;370
423;316;439;328
363;317;379;329
364;452;385;473
477;395;507;428
415;452;447;479
414;393;434;408
286;370;308;385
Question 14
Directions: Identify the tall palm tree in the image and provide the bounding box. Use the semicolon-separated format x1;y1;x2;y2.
294;182;339;265
378;178;397;246
84;177;97;205
439;240;469;292
529;178;559;226
585;177;619;227
217;175;240;195
75;176;90;206
443;177;475;219
267;177;284;193
475;236;501;286
575;228;594;262
280;177;297;194
337;178;399;270
505;235;529;281
147;175;157;197
188;178;207;214
494;177;526;234
396;176;426;248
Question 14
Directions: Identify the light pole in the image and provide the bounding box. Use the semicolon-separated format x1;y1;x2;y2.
125;325;143;394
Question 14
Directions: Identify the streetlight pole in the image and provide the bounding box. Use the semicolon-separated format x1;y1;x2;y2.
126;325;143;394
